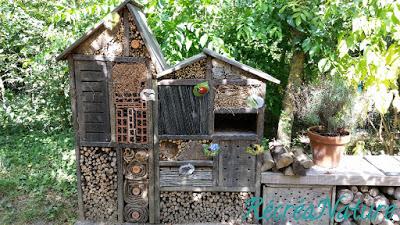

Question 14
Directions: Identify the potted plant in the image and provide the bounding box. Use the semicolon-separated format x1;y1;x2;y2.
295;79;354;168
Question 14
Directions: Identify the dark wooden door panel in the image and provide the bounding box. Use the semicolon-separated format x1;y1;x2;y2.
75;60;111;142
158;85;209;135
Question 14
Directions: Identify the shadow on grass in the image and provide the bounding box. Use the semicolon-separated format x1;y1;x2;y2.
0;128;78;225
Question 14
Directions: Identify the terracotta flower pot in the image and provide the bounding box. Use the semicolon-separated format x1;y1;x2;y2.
307;126;350;168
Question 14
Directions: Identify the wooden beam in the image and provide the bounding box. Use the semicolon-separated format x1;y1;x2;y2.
68;56;84;219
116;147;124;223
159;135;212;140
160;186;255;192
159;160;214;167
157;79;206;86
72;54;146;63
213;78;264;86
214;108;258;114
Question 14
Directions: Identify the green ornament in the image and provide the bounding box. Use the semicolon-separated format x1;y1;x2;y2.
193;81;209;97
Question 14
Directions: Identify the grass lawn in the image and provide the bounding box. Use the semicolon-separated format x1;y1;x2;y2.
0;128;78;225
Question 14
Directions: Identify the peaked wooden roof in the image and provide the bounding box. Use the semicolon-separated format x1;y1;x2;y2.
157;48;280;84
56;0;168;73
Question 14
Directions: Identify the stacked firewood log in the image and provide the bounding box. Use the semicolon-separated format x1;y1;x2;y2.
79;147;118;221
160;192;254;224
261;141;314;176
335;186;400;225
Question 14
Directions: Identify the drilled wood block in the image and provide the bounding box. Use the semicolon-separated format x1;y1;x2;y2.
219;140;256;187
262;185;333;225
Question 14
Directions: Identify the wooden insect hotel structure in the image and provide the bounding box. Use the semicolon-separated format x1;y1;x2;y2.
58;0;281;223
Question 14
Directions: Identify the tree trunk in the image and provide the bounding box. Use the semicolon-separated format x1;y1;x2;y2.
276;50;305;144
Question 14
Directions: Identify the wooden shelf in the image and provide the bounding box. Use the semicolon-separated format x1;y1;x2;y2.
214;108;258;114
159;160;214;167
159;135;212;140
261;156;400;186
160;186;256;192
212;132;258;140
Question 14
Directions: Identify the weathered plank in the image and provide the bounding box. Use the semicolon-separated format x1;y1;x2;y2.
159;160;213;167
261;156;398;186
160;167;213;187
212;132;258;140
72;54;146;63
364;155;400;176
158;86;209;135
160;186;255;192
116;147;124;223
159;135;211;140
68;56;84;220
157;79;207;86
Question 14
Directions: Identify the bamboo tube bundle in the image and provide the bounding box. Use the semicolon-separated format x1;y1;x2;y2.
124;204;148;223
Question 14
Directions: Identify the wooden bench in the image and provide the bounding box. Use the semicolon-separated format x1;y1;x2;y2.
260;155;400;225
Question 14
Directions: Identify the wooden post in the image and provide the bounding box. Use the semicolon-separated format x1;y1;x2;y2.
68;56;85;219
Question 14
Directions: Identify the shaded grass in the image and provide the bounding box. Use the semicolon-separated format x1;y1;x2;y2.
0;129;77;225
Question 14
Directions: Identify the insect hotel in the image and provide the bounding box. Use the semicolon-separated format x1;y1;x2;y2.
57;0;280;223
58;1;400;225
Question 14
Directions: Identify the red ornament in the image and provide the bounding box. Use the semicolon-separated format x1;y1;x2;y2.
198;87;208;94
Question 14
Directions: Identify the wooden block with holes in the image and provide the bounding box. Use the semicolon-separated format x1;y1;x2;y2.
219;140;257;188
262;185;334;225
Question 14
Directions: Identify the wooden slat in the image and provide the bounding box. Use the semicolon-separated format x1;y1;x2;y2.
80;81;106;92
212;132;258;140
152;80;160;224
364;155;400;176
157;79;206;85
83;112;106;123
261;156;396;186
72;54;146;63
214;108;257;114
81;92;105;103
159;135;211;140
79;71;105;81
160;186;255;192
82;103;107;113
122;8;130;57
213;78;264;86
159;160;213;167
116;147;124;223
160;167;213;187
82;123;107;132
68;57;84;220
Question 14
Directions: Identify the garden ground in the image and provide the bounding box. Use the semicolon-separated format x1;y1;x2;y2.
0;129;77;225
